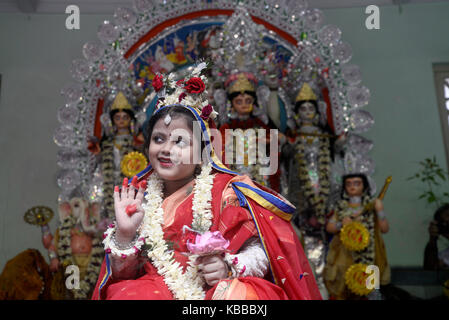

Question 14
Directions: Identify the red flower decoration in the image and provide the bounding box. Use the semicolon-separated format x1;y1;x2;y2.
152;74;164;92
178;92;187;103
184;77;205;94
200;104;213;120
176;78;185;86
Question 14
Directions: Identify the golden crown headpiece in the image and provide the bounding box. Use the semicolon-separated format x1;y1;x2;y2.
110;92;133;111
295;83;317;102
226;73;256;95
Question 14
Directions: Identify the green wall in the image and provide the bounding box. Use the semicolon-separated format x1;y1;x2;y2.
1;2;449;271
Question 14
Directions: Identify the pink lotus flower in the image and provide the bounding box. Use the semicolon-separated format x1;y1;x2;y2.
186;231;229;255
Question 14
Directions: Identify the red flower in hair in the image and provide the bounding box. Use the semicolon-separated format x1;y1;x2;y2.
178;92;187;103
152;74;164;92
184;77;205;94
200;104;213;120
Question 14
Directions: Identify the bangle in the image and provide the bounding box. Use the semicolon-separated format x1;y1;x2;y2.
377;210;386;220
223;253;246;278
103;223;146;259
41;225;50;234
48;251;57;260
111;230;138;250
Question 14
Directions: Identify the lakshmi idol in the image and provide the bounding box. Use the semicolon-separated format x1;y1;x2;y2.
218;72;281;193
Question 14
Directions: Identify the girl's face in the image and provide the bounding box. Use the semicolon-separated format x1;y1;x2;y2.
148;117;200;183
232;93;254;116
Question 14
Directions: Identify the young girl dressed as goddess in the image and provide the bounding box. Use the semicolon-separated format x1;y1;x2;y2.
92;66;321;300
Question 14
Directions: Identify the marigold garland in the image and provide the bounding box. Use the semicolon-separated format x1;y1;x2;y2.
340;221;370;252
335;195;376;265
120;151;148;177
344;263;373;296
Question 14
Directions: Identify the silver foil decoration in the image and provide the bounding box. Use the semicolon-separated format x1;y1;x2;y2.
114;7;138;28
82;41;104;62
341;64;362;86
349;109;374;133
70;59;91;82
303;235;329;300
318;25;342;47
57;103;80;128
332;41;352;64
57;170;82;191
97;21;120;44
60;83;82;103
54;126;76;147
133;0;154;12
346;134;374;154
347;86;370;109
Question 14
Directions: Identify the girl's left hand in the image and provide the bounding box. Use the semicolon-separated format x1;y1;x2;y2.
196;254;229;286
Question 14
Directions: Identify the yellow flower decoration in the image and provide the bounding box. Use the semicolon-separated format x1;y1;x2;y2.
345;263;373;296
121;151;148;178
340;221;370;251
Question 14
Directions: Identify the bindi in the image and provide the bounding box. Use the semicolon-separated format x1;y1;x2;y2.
164;114;172;126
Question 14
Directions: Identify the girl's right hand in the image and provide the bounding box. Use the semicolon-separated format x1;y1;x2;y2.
114;176;146;244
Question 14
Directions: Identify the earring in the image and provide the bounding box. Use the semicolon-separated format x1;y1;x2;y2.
229;105;238;119
130;120;136;136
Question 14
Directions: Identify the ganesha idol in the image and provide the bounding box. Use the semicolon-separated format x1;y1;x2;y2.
41;197;104;299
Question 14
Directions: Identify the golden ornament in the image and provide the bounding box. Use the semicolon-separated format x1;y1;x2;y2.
295;83;317;102
120;151;148;177
111;92;133;111
345;263;373;296
340;221;370;251
24;206;54;226
228;73;255;95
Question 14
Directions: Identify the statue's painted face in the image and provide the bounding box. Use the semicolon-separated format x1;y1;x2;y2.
232;93;254;116
113;111;131;131
344;177;364;197
297;101;316;122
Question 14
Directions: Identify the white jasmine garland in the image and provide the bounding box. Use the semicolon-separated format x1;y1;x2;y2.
142;163;214;299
